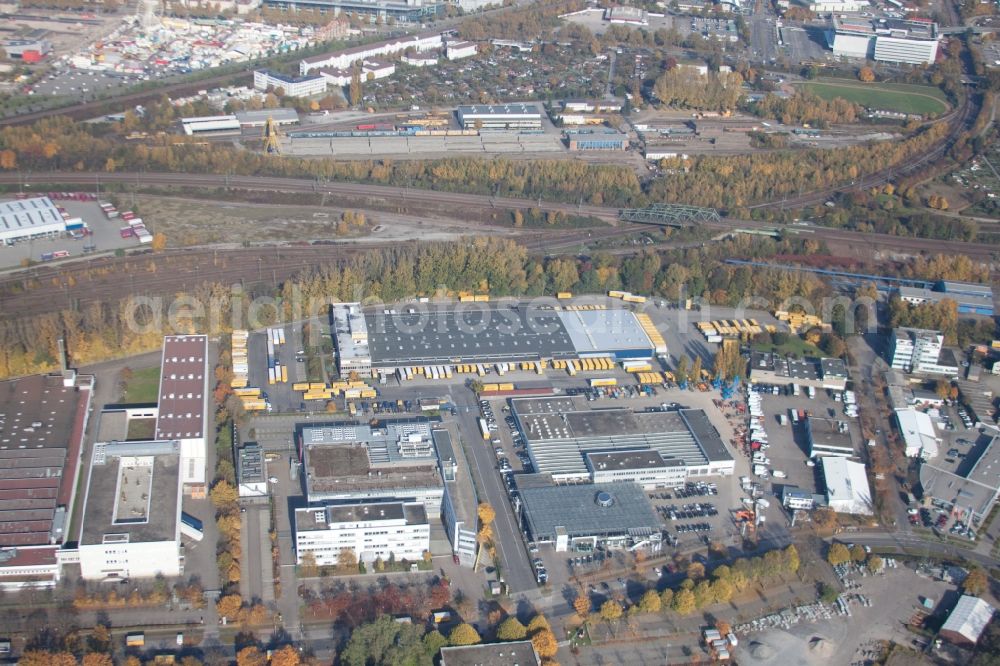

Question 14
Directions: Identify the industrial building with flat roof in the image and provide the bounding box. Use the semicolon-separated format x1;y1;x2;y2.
0;196;71;245
822;456;872;515
519;482;661;551
749;352;848;390
897;284;994;316
920;426;1000;525
294;500;429;566
895;408;939;459
456;104;543;130
831;17;939;65
0;373;93;589
511;396;734;482
337;304;658;376
806;416;856;458
238;443;267;499
299;417;444;512
78;440;184;580
440;642;541;666
155;335;209;493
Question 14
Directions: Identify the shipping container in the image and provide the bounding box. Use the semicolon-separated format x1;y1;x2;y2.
556;292;572;299
608;290;629;299
589;377;618;387
293;382;310;391
566;360;577;376
281;366;288;383
622;294;647;303
268;367;276;385
233;387;261;397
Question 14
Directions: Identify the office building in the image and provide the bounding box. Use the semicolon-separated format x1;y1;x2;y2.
294;500;429;566
155;335;209;495
253;69;327;97
781;486;815;510
831;17;939;65
445;41;477;60
585;450;687;488
299;417;443;512
300;31;443;74
237;443;268;499
889;328;958;375
78;440;184;580
822;456;872;515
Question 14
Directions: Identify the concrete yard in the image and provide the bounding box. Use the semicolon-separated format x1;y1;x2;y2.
0;197;143;269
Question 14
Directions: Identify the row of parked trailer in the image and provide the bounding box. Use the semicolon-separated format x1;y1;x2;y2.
266;326;287;386
293;380;376;401
111;207;152;244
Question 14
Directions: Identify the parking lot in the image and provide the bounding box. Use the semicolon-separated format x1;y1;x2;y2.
745;382;863;501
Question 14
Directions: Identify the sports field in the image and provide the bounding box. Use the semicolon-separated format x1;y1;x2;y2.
798;79;949;116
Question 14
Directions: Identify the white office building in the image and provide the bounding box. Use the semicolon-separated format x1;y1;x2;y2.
809;0;867;11
831;17;939;65
585;450;687;488
294;501;429;566
253;69;327;97
300;32;443;74
445;41;477;60
890;328;947;373
78;441;184;580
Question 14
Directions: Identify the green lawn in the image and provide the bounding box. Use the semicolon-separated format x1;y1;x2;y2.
752;336;822;358
798;79;949;116
121;366;161;404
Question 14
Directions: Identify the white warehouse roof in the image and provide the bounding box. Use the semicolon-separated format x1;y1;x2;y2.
895;408;939;459
0;196;66;243
941;595;995;645
822;457;873;515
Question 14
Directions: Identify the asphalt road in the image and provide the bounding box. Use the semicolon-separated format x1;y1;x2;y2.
449;386;539;594
830;530;998;568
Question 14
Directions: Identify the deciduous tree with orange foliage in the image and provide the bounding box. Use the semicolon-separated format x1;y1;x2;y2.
268;645;301;666
236;646;267;666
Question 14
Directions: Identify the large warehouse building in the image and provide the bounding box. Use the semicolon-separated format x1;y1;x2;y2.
333;303;659;377
155;335;209;496
78;440;184;580
0;196;73;245
456;104;543;130
920;426;1000;526
511;396;734;482
822;456;872;515
0;373;94;589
